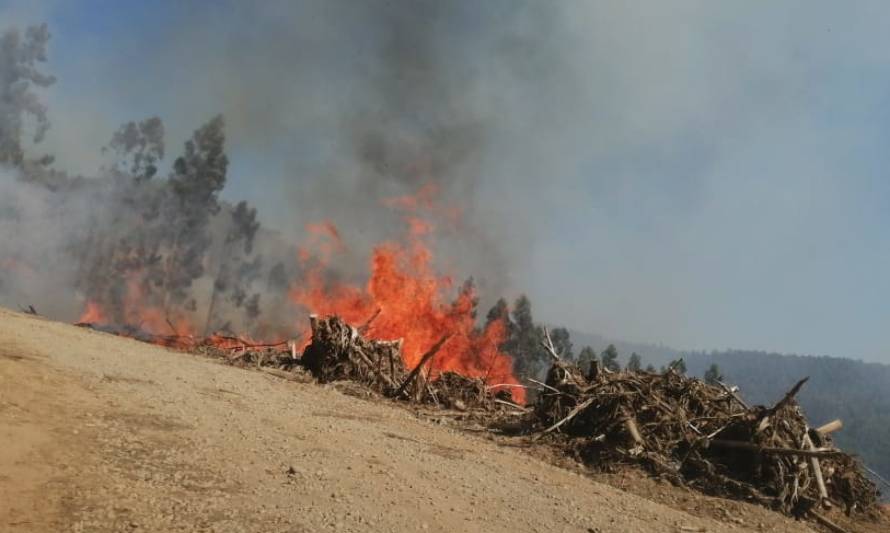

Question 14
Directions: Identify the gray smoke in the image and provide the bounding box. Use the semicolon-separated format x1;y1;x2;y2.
0;22;54;167
0;2;581;337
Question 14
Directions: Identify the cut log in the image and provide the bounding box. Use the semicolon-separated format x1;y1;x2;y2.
803;430;829;502
816;419;843;435
624;415;644;446
807;510;851;533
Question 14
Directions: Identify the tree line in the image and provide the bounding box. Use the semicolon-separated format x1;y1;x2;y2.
489;294;722;384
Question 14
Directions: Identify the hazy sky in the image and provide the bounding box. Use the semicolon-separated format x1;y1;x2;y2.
3;1;890;363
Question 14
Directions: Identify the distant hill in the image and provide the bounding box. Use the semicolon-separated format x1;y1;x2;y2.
566;329;683;368
566;330;890;497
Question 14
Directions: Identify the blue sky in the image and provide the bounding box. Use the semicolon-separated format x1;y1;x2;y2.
3;1;890;363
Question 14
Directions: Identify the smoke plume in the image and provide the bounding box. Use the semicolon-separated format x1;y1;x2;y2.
0;1;574;339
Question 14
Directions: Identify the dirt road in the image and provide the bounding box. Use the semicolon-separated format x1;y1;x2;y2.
0;308;813;532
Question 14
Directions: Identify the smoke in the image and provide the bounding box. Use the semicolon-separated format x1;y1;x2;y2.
0;2;577;337
10;2;889;361
0;1;582;335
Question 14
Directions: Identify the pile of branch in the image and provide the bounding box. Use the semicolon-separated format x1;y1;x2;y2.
533;360;879;518
301;315;405;394
192;336;297;371
300;315;517;413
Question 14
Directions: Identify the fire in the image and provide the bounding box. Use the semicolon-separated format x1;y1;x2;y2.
80;276;191;333
77;300;107;324
74;183;525;404
290;188;525;404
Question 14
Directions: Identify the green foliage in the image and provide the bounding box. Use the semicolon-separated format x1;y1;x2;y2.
549;327;574;360
163;115;229;306
704;363;722;385
578;346;597;373
498;295;549;380
488;295;577;381
601;344;620;372
485;297;508;327
627;352;642;372
645;364;656;373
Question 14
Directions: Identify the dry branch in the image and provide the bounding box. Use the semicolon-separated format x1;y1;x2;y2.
394;334;451;399
532;361;877;518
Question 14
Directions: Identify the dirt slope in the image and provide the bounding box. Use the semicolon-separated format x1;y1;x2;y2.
0;307;814;533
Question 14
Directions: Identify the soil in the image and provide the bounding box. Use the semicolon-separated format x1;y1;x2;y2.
0;307;881;532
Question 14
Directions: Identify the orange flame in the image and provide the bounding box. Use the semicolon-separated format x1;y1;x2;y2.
77;300;107;324
73;184;524;403
290;187;524;403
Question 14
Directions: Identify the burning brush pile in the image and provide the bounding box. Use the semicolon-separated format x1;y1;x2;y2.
191;313;878;521
200;314;520;412
78;306;879;527
532;353;879;521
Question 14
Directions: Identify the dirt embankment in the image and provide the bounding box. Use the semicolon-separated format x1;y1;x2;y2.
0;307;819;532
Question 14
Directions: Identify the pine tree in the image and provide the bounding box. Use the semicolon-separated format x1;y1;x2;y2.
485;297;509;328
601;344;620;371
577;346;598;373
549;327;574;360
627;352;642;372
504;295;547;380
704;363;723;385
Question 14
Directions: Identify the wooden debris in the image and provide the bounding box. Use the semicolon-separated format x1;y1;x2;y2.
299;316;513;411
808;509;851;533
532;362;878;517
301;315;404;394
816;419;843;435
394;334;451;398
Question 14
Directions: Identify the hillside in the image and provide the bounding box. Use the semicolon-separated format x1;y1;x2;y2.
0;307;824;533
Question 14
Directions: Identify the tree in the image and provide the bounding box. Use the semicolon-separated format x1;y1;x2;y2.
549;327;573;360
644;364;656;373
163;115;229;310
485;297;508;328
204;200;262;334
704;363;723;385
106;117;165;183
627;352;642;372
601;344;620;371
503;295;548;380
577;346;597;373
0;24;56;166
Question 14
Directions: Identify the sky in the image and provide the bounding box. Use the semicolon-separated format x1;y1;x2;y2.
2;1;890;363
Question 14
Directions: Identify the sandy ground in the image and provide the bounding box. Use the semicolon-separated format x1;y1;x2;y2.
0;307;820;532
